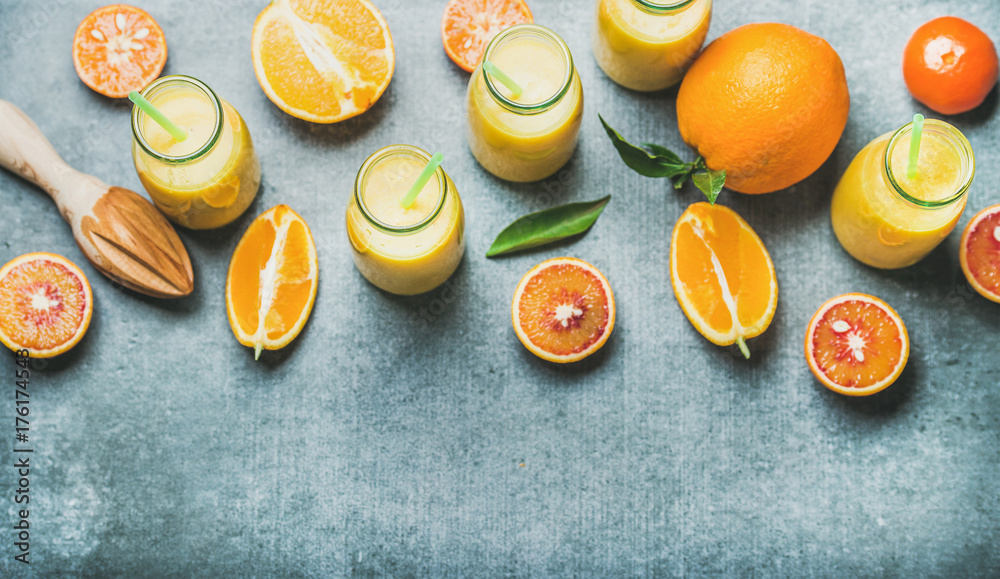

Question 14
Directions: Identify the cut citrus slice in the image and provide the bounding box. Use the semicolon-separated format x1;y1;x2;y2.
0;253;93;358
511;257;615;363
226;205;318;359
959;204;1000;303
669;202;778;357
442;0;533;73
805;293;909;397
72;4;167;98
251;0;394;123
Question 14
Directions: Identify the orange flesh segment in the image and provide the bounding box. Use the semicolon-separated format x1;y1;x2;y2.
965;209;1000;296
226;205;318;355
675;221;732;334
0;259;88;351
673;203;775;339
73;5;167;98
810;300;904;389
229;215;276;337
258;17;346;118
253;0;393;122
265;220;314;341
518;263;610;357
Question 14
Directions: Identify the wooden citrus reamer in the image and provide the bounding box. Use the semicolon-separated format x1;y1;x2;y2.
0;100;193;298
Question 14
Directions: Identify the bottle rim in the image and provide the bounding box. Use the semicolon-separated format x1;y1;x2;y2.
883;118;975;209
354;144;448;235
629;0;698;14
131;75;224;164
481;24;574;115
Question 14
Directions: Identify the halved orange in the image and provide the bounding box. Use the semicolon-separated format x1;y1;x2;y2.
511;257;614;364
669;202;778;358
0;253;93;358
805;293;909;396
442;0;533;72
226;205;318;359
959;204;1000;303
251;0;394;123
72;4;167;98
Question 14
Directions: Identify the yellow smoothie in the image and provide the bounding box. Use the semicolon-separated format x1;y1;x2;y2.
831;119;974;269
132;75;260;230
593;0;712;91
346;145;466;295
467;24;584;183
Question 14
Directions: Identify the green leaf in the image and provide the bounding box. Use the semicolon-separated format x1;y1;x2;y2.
486;196;611;257
598;115;688;178
642;143;685;166
599;113;727;205
692;168;726;205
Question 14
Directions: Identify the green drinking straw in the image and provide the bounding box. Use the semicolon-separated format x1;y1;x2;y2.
128;90;188;142
907;113;925;180
399;152;444;209
483;60;523;99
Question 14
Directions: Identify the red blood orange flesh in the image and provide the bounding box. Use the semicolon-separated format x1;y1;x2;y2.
511;257;614;363
805;293;909;396
0;253;93;358
960;204;1000;303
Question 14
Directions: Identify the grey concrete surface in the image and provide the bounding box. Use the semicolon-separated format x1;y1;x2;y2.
1;0;998;576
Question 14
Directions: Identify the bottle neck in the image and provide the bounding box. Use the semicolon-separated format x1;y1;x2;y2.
354;145;448;235
131;75;223;164
629;0;698;15
881;119;974;210
481;24;574;115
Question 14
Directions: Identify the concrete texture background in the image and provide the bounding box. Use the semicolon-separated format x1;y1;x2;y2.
1;0;998;576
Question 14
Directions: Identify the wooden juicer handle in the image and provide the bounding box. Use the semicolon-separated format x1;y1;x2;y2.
0;100;193;298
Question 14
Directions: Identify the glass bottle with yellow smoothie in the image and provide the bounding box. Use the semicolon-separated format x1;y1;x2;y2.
346;145;466;295
593;0;712;92
131;75;260;230
467;24;584;183
831;118;974;269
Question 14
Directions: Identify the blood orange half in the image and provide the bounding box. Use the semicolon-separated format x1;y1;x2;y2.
805;293;909;397
0;253;93;358
959;204;1000;303
511;257;614;363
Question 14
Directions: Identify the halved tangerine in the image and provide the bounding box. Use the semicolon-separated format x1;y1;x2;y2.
805;293;909;397
72;4;167;98
0;253;93;358
511;257;614;363
226;205;318;359
251;0;395;123
959;204;1000;303
442;0;533;73
670;202;778;358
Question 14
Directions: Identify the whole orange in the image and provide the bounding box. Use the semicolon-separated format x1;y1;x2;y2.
676;23;850;194
903;16;999;116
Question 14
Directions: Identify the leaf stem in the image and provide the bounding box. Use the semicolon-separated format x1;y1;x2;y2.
736;337;750;359
599;114;725;204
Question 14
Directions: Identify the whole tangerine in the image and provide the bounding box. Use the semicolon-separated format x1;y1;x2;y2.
903;16;999;115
